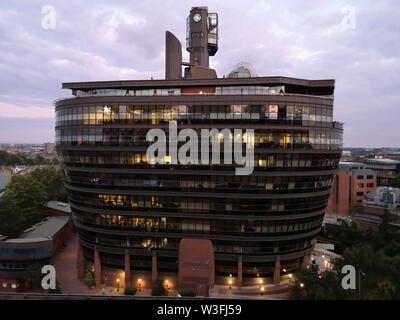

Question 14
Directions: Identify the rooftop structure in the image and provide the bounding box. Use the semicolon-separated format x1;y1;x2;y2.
18;216;70;239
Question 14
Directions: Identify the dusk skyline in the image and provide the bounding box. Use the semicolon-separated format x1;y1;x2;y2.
0;0;399;147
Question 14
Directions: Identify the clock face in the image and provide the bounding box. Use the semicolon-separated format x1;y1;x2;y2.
193;13;201;22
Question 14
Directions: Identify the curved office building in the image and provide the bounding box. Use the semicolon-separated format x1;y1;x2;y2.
55;6;342;287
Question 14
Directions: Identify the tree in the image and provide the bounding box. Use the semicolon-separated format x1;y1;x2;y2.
0;167;67;237
125;285;138;295
30;167;67;202
390;174;400;188
84;272;95;287
151;280;168;296
291;220;400;300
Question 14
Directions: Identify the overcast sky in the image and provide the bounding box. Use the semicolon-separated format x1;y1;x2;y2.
0;0;399;147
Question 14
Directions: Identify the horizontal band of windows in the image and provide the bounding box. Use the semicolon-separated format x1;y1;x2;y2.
61;164;339;175
66;170;334;183
78;231;316;257
54;96;334;111
63;165;338;177
67;175;334;189
65;183;331;199
74;219;321;242
70;201;326;221
57;148;342;158
67;191;330;212
78;237;313;263
74;213;324;235
67;181;332;195
69;198;328;217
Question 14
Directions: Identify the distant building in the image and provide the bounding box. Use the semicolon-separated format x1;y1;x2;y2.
43;143;56;154
310;247;342;272
340;150;352;161
327;162;377;215
383;152;400;161
345;187;400;232
363;158;400;186
361;186;400;217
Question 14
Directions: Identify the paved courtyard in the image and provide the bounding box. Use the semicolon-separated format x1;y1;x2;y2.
52;232;289;299
53;232;102;295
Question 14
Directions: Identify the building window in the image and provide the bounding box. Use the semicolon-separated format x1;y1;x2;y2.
2;282;7;288
367;175;374;179
356;192;364;196
356;175;364;179
367;183;374;188
357;183;364;188
11;283;18;289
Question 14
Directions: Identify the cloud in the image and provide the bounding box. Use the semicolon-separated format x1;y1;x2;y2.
0;0;398;146
0;102;54;119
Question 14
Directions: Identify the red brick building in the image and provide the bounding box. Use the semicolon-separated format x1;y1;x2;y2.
328;162;377;215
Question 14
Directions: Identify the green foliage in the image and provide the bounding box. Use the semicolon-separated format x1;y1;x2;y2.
0;150;56;166
290;221;400;300
352;156;365;162
0;167;67;237
151;280;168;296
389;174;400;188
179;289;195;297
85;272;95;287
289;264;351;300
124;285;138;295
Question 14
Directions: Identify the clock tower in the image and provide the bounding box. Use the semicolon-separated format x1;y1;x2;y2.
186;6;218;68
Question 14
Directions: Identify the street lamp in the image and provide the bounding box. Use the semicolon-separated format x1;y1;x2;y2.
300;283;304;288
116;278;120;292
288;274;293;283
138;278;142;291
283;268;286;273
228;279;232;290
259;279;263;285
165;280;169;290
260;286;264;296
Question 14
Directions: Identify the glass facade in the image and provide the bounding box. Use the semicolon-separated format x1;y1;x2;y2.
56;81;342;278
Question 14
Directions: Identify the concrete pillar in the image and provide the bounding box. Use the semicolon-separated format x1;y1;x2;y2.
94;248;101;286
152;253;158;284
273;260;281;284
77;243;85;279
301;254;310;269
125;253;131;287
237;257;243;287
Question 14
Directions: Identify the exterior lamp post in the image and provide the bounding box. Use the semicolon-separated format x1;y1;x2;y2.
116;278;120;292
260;286;264;296
165;280;169;290
138;278;142;291
288;274;293;283
300;283;304;288
228;279;232;290
259;279;263;285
